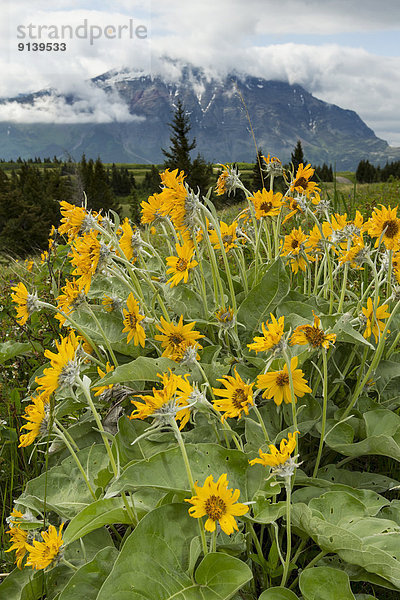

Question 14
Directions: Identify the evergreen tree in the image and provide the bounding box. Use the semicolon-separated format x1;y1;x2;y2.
162;98;196;176
162;99;212;193
291;140;306;172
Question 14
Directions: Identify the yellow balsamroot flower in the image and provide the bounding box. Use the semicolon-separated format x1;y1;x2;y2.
102;295;122;312
209;220;239;253
290;163;319;196
282;196;304;224
337;234;366;269
366;204;400;250
281;227;314;274
25;524;64;570
307;222;332;255
249;431;299;469
290;312;336;350
11;282;39;326
362;297;390;343
55;279;86;326
248;314;285;354
155;315;204;361
58;200;87;240
130;370;192;429
215;306;235;324
166;241;198;287
157;169;188;234
118;218;140;262
185;474;249;535
5;526;29;569
213;370;254;421
141;193;164;225
36;331;80;398
69;230;102;293
122;293;146;347
18;393;48;448
93;362;115;397
256;356;311;406
250;189;284;220
215;164;241;196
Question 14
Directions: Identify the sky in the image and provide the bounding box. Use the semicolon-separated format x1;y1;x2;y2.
1;0;400;145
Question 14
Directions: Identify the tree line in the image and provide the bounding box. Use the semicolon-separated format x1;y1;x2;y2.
355;159;400;183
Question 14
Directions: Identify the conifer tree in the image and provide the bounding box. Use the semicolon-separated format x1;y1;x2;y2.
162;99;211;193
291;140;306;172
162;98;196;176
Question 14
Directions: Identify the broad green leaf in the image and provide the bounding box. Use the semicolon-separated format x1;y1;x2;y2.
258;588;300;600
97;503;252;600
107;441;270;504
325;410;400;461
64;498;134;544
101;356;182;385
105;443;252;500
332;316;374;348
317;465;399;493
237;259;289;337
164;285;205;320
299;567;356;600
0;568;35;600
251;501;287;524
0;341;34;364
17;445;109;518
59;546;118;600
292;500;400;588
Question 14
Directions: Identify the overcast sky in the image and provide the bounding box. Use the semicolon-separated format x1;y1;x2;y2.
1;0;400;145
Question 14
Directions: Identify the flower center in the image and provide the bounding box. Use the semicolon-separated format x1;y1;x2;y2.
260;201;273;213
169;333;184;346
276;373;290;387
304;326;326;347
176;258;188;272
294;176;308;190
231;388;248;409
383;219;399;238
204;495;226;521
291;239;299;249
222;234;233;245
128;313;138;328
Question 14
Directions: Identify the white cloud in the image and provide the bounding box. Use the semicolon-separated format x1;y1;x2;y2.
0;83;144;124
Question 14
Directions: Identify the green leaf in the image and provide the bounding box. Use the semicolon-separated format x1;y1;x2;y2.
258;588;300;600
105;443;252;500
64;498;133;544
101;356;182;385
59;546;118;600
0;341;34;364
0;568;35;600
325;409;400;461
97;503;252;600
237;259;289;338
317;465;399;493
300;567;356;600
17;445;109;518
292;498;400;588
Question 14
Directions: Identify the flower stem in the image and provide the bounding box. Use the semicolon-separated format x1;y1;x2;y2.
53;423;97;501
253;405;270;443
280;478;292;587
85;303;119;368
170;418;208;555
312;350;328;477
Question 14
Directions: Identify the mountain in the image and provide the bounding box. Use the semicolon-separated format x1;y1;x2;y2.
1;65;400;169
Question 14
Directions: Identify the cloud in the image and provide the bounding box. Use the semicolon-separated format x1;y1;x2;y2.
0;83;144;124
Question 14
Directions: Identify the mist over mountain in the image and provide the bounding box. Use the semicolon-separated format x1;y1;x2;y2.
1;64;399;169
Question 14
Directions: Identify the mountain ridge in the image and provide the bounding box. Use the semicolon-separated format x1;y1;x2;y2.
1;65;399;169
